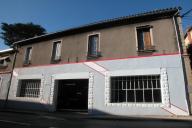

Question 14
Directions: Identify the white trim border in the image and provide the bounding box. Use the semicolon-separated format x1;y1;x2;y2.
105;68;170;108
14;74;45;103
49;72;94;111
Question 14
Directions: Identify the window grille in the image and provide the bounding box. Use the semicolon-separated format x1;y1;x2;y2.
18;79;41;98
110;75;161;103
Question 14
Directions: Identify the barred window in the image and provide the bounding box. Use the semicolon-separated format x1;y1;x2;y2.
18;79;41;98
110;75;161;103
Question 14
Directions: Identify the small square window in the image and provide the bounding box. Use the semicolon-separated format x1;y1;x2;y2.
17;79;41;98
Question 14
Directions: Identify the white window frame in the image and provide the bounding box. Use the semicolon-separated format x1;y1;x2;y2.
87;33;100;56
15;74;44;102
135;25;154;51
51;40;62;61
105;68;170;108
17;79;41;98
49;72;94;112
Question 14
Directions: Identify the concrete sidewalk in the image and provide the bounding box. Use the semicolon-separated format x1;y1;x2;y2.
1;108;192;121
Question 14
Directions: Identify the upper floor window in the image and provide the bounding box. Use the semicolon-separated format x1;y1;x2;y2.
88;34;100;57
0;60;7;68
0;56;9;68
136;26;155;51
24;47;32;65
52;40;62;61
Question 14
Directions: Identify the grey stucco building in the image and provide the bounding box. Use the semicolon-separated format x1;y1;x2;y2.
1;7;192;116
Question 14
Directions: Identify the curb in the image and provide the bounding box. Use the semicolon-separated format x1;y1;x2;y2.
87;115;192;122
1;109;192;121
0;109;42;115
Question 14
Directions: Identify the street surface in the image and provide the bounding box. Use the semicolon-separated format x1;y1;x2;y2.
0;111;191;128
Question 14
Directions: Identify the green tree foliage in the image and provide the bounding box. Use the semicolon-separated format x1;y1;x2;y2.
0;22;46;46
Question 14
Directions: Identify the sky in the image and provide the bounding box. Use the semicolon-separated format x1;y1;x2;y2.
0;0;192;50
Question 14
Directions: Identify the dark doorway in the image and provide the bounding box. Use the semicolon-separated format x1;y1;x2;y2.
56;79;88;111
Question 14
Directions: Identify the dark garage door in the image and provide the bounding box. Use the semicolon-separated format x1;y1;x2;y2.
57;79;88;110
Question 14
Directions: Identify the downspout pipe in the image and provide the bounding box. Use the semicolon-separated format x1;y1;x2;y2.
173;8;191;115
4;44;18;109
172;9;181;54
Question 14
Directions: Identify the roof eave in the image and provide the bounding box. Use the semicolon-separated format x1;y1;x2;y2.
13;7;180;46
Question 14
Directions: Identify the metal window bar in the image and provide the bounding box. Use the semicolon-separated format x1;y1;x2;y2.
19;79;41;98
110;75;161;103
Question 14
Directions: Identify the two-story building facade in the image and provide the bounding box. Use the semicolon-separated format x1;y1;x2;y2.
4;7;191;116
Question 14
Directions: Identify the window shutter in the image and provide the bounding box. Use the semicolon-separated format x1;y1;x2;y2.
144;31;152;49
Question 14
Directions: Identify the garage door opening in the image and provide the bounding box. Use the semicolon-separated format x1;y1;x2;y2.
56;79;88;111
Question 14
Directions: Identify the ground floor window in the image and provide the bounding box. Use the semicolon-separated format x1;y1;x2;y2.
110;75;161;103
18;79;41;98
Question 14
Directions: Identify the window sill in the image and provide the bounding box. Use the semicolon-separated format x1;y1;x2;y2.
23;61;31;66
14;96;41;102
51;58;61;64
137;49;156;53
87;53;102;59
106;102;163;108
87;55;101;60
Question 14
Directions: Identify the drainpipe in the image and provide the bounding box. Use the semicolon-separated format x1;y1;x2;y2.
173;10;181;54
4;44;18;109
173;9;191;115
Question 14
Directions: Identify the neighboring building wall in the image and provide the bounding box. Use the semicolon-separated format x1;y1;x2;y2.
184;27;192;46
184;27;192;113
0;50;14;108
0;73;11;108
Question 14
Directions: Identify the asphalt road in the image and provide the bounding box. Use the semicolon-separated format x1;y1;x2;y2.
0;111;191;128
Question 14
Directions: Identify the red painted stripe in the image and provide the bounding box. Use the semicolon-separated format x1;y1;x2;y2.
15;52;180;69
0;71;12;74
